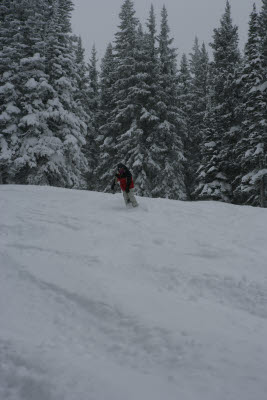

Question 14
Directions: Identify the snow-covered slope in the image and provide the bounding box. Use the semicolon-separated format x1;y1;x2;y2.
1;185;267;400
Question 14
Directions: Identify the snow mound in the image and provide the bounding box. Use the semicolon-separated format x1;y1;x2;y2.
0;185;267;400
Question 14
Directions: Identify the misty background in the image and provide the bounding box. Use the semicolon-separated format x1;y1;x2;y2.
72;0;262;61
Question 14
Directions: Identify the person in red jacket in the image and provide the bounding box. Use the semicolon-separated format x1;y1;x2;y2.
111;163;138;207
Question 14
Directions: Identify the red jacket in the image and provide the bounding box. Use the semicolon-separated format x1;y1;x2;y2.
117;173;134;192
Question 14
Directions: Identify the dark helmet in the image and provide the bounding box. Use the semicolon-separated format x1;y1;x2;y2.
117;163;125;170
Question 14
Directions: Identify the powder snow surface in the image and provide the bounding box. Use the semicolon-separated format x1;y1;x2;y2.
0;185;267;400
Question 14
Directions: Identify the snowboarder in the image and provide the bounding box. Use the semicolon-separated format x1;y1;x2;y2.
111;163;138;207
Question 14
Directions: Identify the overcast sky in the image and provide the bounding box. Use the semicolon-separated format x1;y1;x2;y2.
72;0;263;63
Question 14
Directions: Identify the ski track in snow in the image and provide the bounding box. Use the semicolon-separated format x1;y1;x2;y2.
0;185;267;400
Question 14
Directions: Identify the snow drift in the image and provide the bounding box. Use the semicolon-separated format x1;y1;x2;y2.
0;185;267;400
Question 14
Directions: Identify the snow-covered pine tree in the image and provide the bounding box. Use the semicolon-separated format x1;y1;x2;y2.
190;37;201;78
258;0;267;205
195;96;223;201
177;53;193;198
73;35;95;189
97;5;161;196
1;0;90;188
260;0;267;66
0;0;24;183
196;42;209;115
87;44;100;187
74;36;92;124
9;0;56;185
43;0;88;188
98;43;115;130
132;4;162;196
123;21;152;196
95;42;119;192
234;4;267;206
154;5;186;199
96;0;140;192
188;40;209;198
95;43;114;191
196;0;240;202
88;44;99;114
111;0;147;192
177;53;191;128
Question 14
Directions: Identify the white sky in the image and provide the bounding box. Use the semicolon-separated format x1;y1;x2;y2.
72;0;263;63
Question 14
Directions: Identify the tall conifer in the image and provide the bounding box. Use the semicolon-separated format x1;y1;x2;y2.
188;41;209;198
177;53;193;198
0;0;24;183
74;36;95;189
234;4;267;206
42;0;88;187
153;6;186;199
196;1;240;202
258;0;267;205
88;44;99;116
97;0;140;192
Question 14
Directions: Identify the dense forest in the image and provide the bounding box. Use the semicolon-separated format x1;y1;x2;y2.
0;0;266;206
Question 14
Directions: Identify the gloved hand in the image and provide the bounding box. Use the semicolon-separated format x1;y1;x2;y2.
125;187;130;193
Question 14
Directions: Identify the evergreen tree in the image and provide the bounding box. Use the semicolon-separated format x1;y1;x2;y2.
98;43;115;128
124;21;152;195
258;0;267;205
132;4;162;196
87;44;100;186
10;0;55;185
154;5;186;199
96;0;140;192
111;0;142;185
260;0;267;66
74;36;91;114
177;40;210;200
177;53;191;125
177;53;193;198
189;40;210;137
188;41;209;198
0;0;90;188
73;35;95;189
95;43;116;191
197;43;209;106
234;4;267;206
98;4;164;197
0;0;25;183
196;0;241;202
88;44;99;115
42;0;88;188
190;37;201;77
